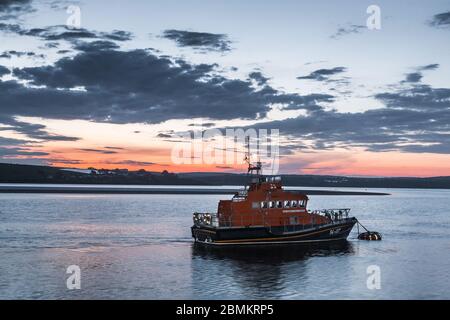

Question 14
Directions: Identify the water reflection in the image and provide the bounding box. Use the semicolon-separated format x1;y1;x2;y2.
191;241;354;299
192;240;354;263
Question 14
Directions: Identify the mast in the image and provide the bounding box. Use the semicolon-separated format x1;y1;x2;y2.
244;136;262;177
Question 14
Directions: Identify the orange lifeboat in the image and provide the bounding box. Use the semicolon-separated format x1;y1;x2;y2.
191;164;358;246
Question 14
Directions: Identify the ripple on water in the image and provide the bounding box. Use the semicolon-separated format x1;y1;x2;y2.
1;190;450;299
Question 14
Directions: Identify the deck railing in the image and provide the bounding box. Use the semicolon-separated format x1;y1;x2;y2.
193;208;352;229
309;208;351;222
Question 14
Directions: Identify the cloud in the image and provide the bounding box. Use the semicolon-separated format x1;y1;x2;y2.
375;84;450;112
73;40;120;52
0;65;10;76
25;25;133;42
403;72;423;83
419;64;440;71
0;23;133;43
0;0;30;11
0;0;35;20
78;148;119;154
156;133;173;138
246;83;450;154
0;116;80;141
104;146;125;150
216;165;234;169
0;136;30;146
297;67;347;81
401;64;440;84
429;11;450;28
331;24;366;39
188;122;215;128
101;30;133;41
248;72;270;86
162;29;232;52
0;146;49;157
47;158;83;165
3;7;446;159
0;22;22;33
4;47;331;125
0;50;44;59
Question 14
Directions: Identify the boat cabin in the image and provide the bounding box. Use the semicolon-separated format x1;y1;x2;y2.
216;176;329;228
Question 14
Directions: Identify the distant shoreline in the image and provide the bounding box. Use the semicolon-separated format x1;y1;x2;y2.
3;163;449;190
0;185;390;196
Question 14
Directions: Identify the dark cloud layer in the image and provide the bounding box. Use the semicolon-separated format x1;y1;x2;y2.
4;46;329;126
162;29;232;52
1;2;449;159
249;83;450;154
5;40;448;154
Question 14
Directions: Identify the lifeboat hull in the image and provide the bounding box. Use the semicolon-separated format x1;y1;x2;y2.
191;218;357;246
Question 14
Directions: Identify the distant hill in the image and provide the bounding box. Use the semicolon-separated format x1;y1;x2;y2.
179;172;450;189
0;163;204;185
1;163;450;189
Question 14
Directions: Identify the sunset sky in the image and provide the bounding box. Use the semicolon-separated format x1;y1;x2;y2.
1;0;450;177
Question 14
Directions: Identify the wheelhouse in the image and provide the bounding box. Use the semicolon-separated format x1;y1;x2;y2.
213;176;329;228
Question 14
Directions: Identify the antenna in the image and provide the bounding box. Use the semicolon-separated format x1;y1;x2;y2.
245;136;262;176
244;136;250;167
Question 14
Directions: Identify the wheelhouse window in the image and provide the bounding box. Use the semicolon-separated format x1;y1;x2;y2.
284;200;291;208
291;200;298;207
261;201;268;209
269;201;275;208
276;201;283;208
299;200;306;207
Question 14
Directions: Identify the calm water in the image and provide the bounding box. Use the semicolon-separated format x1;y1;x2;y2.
0;187;449;299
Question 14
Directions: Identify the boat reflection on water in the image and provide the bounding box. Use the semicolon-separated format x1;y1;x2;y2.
192;240;354;263
190;241;355;299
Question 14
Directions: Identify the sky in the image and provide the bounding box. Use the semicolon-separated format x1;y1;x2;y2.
0;0;450;177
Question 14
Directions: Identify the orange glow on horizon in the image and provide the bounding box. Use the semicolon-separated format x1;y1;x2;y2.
42;147;450;177
4;124;450;178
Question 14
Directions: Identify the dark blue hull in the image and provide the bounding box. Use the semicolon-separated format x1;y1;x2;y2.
191;218;357;246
